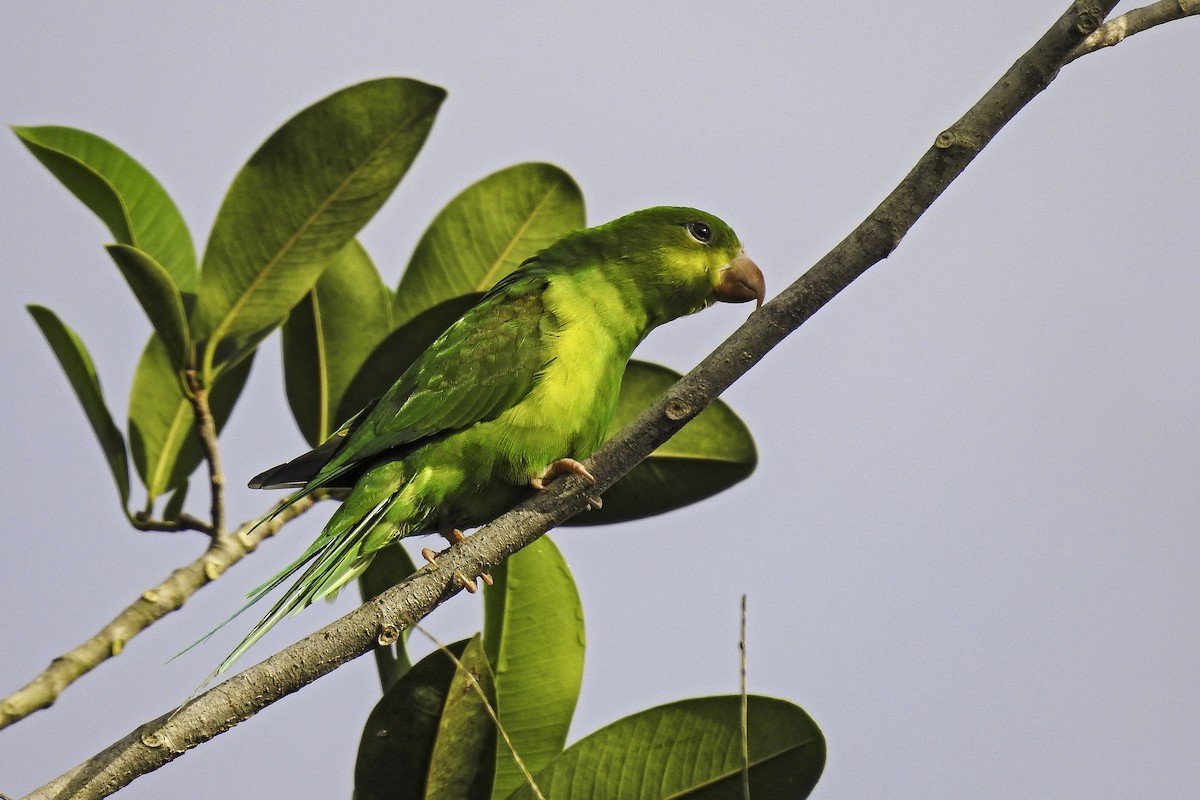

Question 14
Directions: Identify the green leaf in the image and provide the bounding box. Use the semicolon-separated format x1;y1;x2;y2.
207;324;276;383
427;637;498;800
358;543;418;692
337;292;482;424
508;696;825;800
13;125;197;293
355;636;496;800
128;336;191;501
26;305;130;508
162;481;188;523
282;239;392;445
393;163;583;328
127;333;252;503
105;244;191;368
483;536;584;799
192;77;445;377
565;361;757;526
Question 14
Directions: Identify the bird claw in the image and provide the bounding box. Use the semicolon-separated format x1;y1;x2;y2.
530;457;596;490
426;529;491;592
532;458;602;510
440;527;467;545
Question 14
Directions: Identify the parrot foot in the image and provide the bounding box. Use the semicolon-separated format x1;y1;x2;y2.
421;546;479;593
530;458;595;489
437;527;493;586
531;458;603;510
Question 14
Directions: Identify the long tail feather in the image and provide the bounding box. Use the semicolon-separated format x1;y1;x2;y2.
248;435;345;489
235;459;362;552
213;497;392;675
172;494;392;678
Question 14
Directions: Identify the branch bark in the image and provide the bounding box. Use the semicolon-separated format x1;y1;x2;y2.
1065;0;1200;63
0;497;316;733
2;347;285;727
32;1;1200;796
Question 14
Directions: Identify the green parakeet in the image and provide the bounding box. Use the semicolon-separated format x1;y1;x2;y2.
212;206;764;673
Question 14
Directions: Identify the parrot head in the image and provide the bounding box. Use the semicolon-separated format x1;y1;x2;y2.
581;206;765;325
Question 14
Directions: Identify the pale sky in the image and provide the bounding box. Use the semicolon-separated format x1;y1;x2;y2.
2;3;1198;798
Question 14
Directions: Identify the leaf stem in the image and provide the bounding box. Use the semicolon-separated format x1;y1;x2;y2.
740;594;749;800
184;369;226;535
130;512;216;536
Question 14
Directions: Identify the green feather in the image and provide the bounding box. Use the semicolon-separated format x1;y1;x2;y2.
196;206;761;674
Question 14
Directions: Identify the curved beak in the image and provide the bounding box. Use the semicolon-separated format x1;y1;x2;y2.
715;251;766;309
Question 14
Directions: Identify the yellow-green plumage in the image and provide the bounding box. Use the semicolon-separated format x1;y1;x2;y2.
208;206;764;673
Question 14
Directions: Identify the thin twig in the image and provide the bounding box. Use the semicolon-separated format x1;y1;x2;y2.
31;2;1197;796
130;513;215;536
1065;0;1200;63
184;369;226;536
740;594;750;800
406;619;546;800
0;496;316;732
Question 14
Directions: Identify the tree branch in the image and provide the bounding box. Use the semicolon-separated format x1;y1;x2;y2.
1065;0;1200;64
1;361;309;730
23;3;1152;797
0;497;316;733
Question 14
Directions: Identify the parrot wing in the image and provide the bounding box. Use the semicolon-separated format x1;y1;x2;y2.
181;268;558;676
249;266;554;497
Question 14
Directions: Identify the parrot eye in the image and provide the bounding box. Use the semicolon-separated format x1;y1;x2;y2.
685;221;713;244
